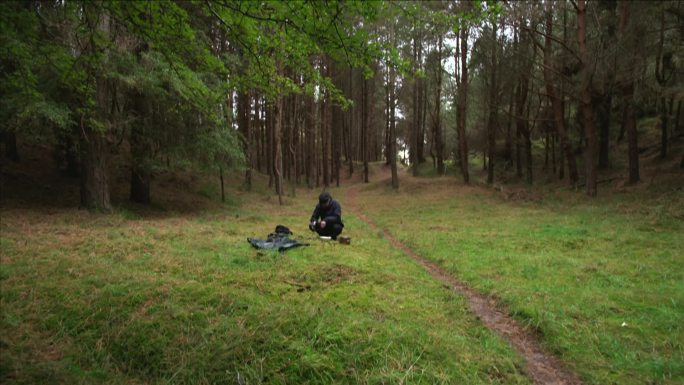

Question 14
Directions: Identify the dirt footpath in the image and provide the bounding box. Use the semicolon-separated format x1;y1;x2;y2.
346;185;583;385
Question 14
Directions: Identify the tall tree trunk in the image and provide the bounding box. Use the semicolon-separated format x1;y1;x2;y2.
389;28;399;189
543;6;579;187
624;96;639;183
411;32;420;176
364;64;375;183
238;91;252;191
505;84;515;168
597;2;618;170
675;100;682;133
267;101;274;188
219;167;225;202
660;98;669;159
321;59;331;187
416;27;425;165
515;28;533;187
254;97;260;172
505;28;517;168
544;130;550;169
617;1;639;184
456;26;470;184
289;93;298;195
362;71;369;183
274;91;284;205
345;66;354;177
516;125;523;178
81;9;112;211
434;35;445;176
578;0;598;197
655;4;672;160
331;62;342;188
552;131;557;175
597;94;612;169
486;23;497;185
80;117;111;211
130;117;151;204
421;56;428;165
385;63;391;166
305;95;314;188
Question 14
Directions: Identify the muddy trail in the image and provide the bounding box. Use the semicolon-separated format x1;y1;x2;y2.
346;183;583;385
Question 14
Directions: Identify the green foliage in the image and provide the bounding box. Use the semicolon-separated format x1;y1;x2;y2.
0;2;74;139
2;0;493;181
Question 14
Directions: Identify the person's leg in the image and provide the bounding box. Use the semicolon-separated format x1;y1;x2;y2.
315;224;330;237
315;223;341;238
329;224;343;240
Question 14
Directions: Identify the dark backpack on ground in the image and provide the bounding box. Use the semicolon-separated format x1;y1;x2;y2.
247;225;308;252
274;225;292;235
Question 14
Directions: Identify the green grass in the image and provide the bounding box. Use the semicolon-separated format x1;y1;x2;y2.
0;187;531;384
356;177;684;385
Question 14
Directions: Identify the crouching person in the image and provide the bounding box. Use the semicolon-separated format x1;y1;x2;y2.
309;192;344;239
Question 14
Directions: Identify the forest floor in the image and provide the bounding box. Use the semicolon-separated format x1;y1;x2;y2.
1;145;683;385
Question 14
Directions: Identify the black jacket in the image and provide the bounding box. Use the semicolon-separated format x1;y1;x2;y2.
310;199;344;227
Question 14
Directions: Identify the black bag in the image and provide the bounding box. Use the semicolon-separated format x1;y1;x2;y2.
247;225;308;252
274;225;292;235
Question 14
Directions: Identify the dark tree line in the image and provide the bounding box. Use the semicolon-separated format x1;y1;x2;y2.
2;1;682;209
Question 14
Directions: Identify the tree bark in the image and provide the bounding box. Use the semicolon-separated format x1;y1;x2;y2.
345;66;354;177
516;125;523;178
238;91;252;191
331;62;342;188
266;101;274;188
597;2;618;170
514;45;532;186
456;26;470;184
486;23;497;185
655;4;672;160
80;117;112;211
434;35;445;176
411;32;420;176
597;94;612;169
274;93;284;205
385;62;391;166
254;98;259;173
365;69;374;183
362;71;370;183
80;8;112;211
617;1;640;184
660;98;669;159
506;27;518;169
578;0;598;196
129;89;152;204
219;167;225;202
543;6;579;187
389;28;399;190
289;92;298;194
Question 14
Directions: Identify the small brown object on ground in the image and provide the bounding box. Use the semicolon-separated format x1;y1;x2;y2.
338;235;351;245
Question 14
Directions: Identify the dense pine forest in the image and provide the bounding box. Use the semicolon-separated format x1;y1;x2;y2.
2;1;682;207
1;1;683;385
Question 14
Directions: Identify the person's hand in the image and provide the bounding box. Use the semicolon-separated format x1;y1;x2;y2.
309;221;316;231
320;220;326;229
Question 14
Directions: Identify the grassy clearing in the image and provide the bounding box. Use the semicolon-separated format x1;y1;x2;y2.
356;174;684;385
0;177;531;384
